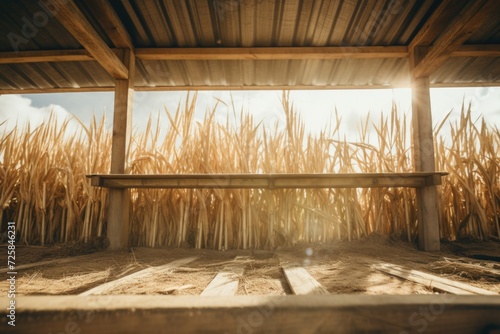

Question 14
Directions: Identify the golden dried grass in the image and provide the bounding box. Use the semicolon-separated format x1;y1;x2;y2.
0;93;498;248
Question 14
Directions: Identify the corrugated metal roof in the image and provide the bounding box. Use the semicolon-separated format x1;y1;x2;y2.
109;0;437;47
0;0;499;92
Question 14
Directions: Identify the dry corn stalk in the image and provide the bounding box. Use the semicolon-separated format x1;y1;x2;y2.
0;94;498;248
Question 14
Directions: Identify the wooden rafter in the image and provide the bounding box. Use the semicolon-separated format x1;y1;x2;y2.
409;0;470;49
84;0;134;49
411;0;500;78
42;0;128;79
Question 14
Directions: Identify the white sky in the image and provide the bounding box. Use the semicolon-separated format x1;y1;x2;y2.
0;88;499;143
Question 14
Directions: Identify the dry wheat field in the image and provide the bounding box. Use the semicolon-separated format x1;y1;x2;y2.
1;92;498;249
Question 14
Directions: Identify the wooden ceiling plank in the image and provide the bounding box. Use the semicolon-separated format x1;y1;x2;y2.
16;63;55;88
121;0;152;46
411;0;499;78
84;0;134;49
41;0;128;79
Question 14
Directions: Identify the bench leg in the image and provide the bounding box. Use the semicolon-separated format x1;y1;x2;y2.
108;189;130;250
417;186;440;251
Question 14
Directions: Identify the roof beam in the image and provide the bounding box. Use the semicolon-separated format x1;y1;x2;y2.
41;0;128;79
0;44;498;65
3;81;500;95
450;45;500;57
411;0;500;78
135;46;409;60
409;0;470;50
0;49;91;64
83;0;134;49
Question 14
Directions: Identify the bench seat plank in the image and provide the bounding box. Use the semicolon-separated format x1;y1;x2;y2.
88;172;448;189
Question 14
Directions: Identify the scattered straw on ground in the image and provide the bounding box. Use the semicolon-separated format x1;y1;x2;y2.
1;235;499;296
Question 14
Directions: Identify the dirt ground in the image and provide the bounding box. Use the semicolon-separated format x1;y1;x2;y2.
1;234;499;296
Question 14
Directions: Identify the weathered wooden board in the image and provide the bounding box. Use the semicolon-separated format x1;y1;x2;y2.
2;295;500;334
372;262;498;295
281;263;328;295
79;257;197;296
200;265;244;296
88;172;448;189
0;254;95;274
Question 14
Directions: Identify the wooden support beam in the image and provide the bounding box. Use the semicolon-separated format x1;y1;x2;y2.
80;257;197;296
282;263;328;295
42;0;128;79
3;295;499;333
409;0;470;49
84;0;134;49
2;79;500;95
410;48;441;252
411;0;500;78
133;84;403;91
0;49;91;64
0;44;497;66
135;46;408;60
107;49;134;250
451;44;500;57
0;87;114;94
88;172;447;190
372;262;498;295
200;265;245;296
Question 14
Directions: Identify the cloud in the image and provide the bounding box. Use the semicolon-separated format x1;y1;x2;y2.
431;87;500;133
0;94;79;134
3;88;497;147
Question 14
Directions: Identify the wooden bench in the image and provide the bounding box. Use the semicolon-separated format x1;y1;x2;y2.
88;172;447;189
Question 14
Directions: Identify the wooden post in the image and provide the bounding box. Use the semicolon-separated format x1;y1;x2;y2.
410;47;440;251
107;49;134;250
